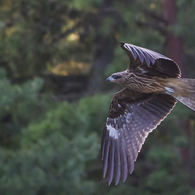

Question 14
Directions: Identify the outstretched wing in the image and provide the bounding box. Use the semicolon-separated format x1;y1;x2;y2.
120;43;181;78
101;88;177;185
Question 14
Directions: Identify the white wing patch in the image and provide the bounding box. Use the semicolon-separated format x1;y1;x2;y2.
106;124;119;139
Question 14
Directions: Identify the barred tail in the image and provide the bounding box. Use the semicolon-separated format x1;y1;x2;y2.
173;78;195;111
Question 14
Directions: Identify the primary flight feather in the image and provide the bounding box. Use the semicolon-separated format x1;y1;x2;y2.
101;43;195;185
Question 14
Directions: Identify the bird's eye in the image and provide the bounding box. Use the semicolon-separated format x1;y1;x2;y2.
112;75;121;79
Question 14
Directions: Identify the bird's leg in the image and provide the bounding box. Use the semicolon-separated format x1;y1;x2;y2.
164;87;174;95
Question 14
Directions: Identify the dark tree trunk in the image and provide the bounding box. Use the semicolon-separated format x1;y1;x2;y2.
163;0;191;172
88;0;117;93
162;0;186;77
89;40;115;93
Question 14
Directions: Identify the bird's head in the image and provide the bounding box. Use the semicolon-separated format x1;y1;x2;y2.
106;71;126;84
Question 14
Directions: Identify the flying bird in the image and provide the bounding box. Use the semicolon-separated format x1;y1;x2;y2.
101;43;195;185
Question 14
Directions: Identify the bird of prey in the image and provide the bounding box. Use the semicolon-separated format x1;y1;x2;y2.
101;43;195;185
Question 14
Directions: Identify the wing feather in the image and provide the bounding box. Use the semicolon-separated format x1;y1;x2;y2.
126;44;137;60
120;43;181;78
133;47;144;63
101;88;177;185
108;138;115;185
103;131;110;178
121;144;128;182
114;138;121;185
125;127;135;173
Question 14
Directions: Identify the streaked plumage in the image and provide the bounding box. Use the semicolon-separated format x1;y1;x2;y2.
102;43;195;185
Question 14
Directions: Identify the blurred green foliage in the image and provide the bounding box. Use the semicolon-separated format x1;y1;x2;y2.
0;0;195;195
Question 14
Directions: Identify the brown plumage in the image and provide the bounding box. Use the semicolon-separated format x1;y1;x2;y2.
101;43;195;185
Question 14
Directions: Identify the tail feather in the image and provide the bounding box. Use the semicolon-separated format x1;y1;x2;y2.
173;78;195;111
174;94;195;111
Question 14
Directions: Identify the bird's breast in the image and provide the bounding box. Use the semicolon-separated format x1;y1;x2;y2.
124;74;166;93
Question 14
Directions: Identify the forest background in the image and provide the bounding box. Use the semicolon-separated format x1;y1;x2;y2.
0;0;195;194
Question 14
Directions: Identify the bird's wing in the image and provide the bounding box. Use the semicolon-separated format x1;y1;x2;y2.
120;43;181;78
101;88;177;185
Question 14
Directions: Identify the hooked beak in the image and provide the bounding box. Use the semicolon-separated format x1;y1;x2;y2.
106;76;114;82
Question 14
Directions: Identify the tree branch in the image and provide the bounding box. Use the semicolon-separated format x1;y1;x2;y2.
144;9;168;25
135;20;167;36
